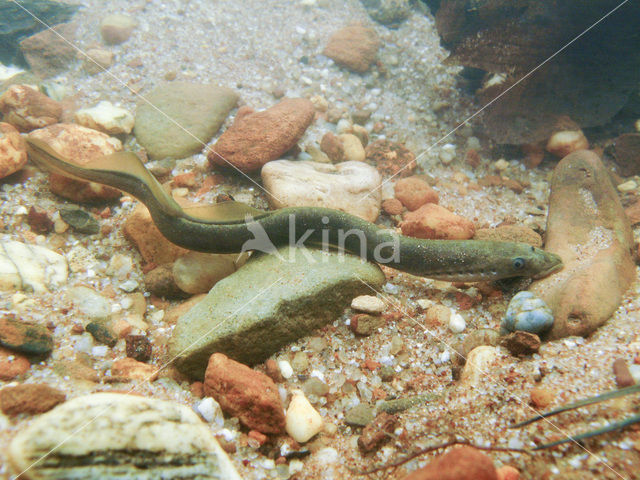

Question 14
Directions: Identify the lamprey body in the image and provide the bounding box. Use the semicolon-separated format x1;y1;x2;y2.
26;138;562;282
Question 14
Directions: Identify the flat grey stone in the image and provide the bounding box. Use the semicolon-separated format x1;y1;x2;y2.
134;82;238;160
169;246;385;378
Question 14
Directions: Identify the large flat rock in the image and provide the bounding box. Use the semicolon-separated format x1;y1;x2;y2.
169;246;385;378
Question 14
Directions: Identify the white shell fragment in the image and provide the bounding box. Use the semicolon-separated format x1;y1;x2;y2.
285;390;324;443
0;240;68;293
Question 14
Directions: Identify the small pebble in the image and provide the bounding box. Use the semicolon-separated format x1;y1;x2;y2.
460;346;497;386
530;386;554;409
613;358;635;388
277;360;293;379
500;331;541;356
344;403;375;426
350;295;385;314
196;397;224;425
285;390;323;443
448;312;466;333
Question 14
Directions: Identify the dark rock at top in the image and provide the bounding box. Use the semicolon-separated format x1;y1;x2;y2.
0;0;79;66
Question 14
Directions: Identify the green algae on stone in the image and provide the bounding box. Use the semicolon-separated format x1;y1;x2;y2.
169;246;385;378
0;315;53;357
133;82;238;160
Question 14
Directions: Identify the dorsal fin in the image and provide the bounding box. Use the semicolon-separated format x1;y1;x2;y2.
182;201;268;223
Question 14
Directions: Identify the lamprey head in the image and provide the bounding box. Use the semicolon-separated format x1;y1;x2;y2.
524;247;563;279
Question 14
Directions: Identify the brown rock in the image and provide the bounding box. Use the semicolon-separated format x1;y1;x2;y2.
496;465;520;480
382;198;403;215
320;132;344;162
0;85;62;132
0;122;28;178
208;98;314;172
100;14;137;45
394;176;439;211
27;206;54;234
358;412;398;453
28;123;123;202
612;133;640;176
143;263;186;298
613;358;635;388
529;386;554;409
0;384;65;415
624;199;640;225
401;446;498;480
365;139;416;178
264;359;284;383
401;203;475;240
123;204;190;264
530;150;635;339
111;357;158;382
19;23;77;78
83;48;114;75
52;359;98;383
499;331;541;356
474;225;542;247
204;353;285;434
0;347;30;380
323;24;380;73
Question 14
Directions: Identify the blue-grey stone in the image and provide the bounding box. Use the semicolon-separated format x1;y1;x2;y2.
502;291;554;334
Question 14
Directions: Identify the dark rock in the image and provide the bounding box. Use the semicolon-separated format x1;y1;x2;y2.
86;321;117;347
125;334;152;362
60;207;99;234
612;133;640;176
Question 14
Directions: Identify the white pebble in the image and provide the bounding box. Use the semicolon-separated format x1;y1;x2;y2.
278;360;294;379
350;295;385;314
416;298;433;310
196;397;224;425
628;364;640;384
448;312;466;333
617;180;637;193
493;158;509;171
336;118;352;134
285;390;323;443
91;345;109;357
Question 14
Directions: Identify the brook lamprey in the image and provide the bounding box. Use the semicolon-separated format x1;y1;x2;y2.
26;138;562;282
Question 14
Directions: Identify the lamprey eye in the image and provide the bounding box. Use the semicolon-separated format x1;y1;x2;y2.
513;257;526;270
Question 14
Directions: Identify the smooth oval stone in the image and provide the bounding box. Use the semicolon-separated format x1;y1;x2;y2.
502;291;554;334
8;393;242;480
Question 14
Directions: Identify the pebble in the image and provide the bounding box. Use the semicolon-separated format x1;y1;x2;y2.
86;321;117;347
496;465;520;480
208;98;314;172
0;239;68;293
320;132;344;162
401;203;475;240
204;353;285;434
135;82;238;160
196;397;224;425
124;204;190;264
7;393;242;479
67;286;111;321
401;445;498;480
358;412;398;453
338;133;366;162
460;346;498;386
125;334;152;362
285;390;323;443
100;14;137;44
83;47;114;74
262;159;382;222
172;252;240;294
322;24;380;73
0;384;65;415
361;0;411;26
0;314;53;357
302;377;329;397
351;295;385;314
18;23;77;77
546;129;589;158
529;386;554;409
365;139;417;177
617;179;637;193
59;207;100;234
499;331;541;356
448;312;466;333
278;360;294;379
344;403;375;426
0;84;62;132
0;122;27;178
382;197;404;215
502;291;554;334
74;100;135;134
458;328;500;361
394;176;439;211
29;123;123;202
613;358;635;388
350;313;385;336
111;357;158;382
0;347;30;380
